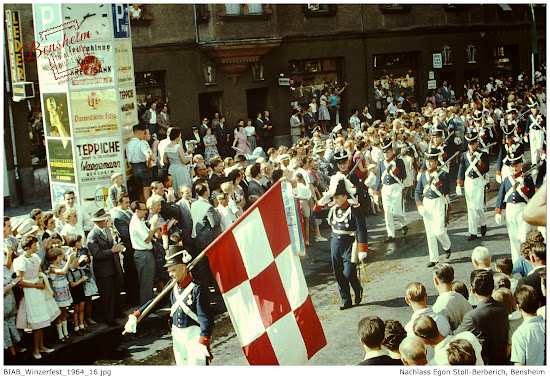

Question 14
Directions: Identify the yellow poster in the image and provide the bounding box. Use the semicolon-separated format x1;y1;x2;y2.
70;89;119;138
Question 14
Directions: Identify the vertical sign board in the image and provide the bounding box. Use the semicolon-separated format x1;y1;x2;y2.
5;10;26;83
433;53;443;69
33;4;137;214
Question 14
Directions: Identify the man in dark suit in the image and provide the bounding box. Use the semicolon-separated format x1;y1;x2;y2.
175;184;195;254
262;110;274;149
247;163;265;198
107;172;128;210
455;269;509;365
190;182;221;287
87;209;126;326
517;241;546;305
199;117;209;140
357;316;402;365
254;114;265;150
215;115;231;158
111;193;139;306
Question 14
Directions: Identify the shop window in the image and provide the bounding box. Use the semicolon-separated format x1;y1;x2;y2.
494;45;519;77
378;5;411;13
220;4;272;19
373;52;418;112
129;4;153;25
135;71;166;118
288;58;342;109
303;4;337;16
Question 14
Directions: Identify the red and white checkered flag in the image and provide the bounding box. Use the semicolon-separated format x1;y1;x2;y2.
205;181;326;365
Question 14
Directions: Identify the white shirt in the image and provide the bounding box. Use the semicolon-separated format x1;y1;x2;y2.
244;126;255;137
216;205;236;232
157;138;172;168
126;137;151;163
430;331;484;366
309;102;317;113
149;109;157;124
66;203;94;232
129;215;153;250
405;307;451;338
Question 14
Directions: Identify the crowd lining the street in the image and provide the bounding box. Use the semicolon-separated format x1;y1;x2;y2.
3;69;547;366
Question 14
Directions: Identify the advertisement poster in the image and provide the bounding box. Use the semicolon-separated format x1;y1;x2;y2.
119;86;138;133
112;4;130;39
115;40;134;85
70;89;119;137
42;93;71;138
75;137;125;184
51;183;77;206
47;139;75;183
68;42;116;89
79;184;110;213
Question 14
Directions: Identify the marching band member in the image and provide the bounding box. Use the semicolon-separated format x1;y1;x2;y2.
415;148;452;268
524;97;546;165
495;149;535;263
456;130;490;241
312;173;367;310
419;126;452;175
125;246;214;365
496;122;524;184
374;138;408;243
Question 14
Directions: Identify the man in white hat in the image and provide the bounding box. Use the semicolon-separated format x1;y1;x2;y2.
374;138;408;243
524;98;546;165
125;245;214;365
456;130;490;241
415;148;452;267
494;148;535;263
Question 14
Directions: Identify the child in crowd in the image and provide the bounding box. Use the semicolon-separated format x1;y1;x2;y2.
495;257;519;293
453;130;465;162
47;247;76;342
66;253;89;335
66;234;98;327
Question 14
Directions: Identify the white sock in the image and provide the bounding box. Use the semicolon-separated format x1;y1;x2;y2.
74;326;79;332
56;323;64;339
79;324;84;330
61;320;69;337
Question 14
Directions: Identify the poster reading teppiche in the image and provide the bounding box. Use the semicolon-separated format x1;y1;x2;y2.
70;89;119;137
75;137;125;184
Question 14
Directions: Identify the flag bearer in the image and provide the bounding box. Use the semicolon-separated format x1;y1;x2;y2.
495;149;535;263
374;138;408;243
415;148;452;268
125;245;214;365
456;130;490;241
313;173;367;310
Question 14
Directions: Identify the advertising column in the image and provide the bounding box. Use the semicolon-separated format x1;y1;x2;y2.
33;4;137;213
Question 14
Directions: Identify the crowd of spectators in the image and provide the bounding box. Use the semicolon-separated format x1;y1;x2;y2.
4;70;546;365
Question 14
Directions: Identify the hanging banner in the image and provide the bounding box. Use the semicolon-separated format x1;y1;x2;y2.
70;89;119;137
47;139;75;183
5;10;26;83
75;137;124;184
42;92;71;138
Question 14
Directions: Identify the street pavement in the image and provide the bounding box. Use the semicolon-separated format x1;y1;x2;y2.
4;155;535;366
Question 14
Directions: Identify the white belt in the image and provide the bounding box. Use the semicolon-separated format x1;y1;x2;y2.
332;228;356;236
170;282;199;323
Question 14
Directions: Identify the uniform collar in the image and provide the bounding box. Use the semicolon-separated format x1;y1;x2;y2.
512;171;522;179
178;274;193;289
339;200;350;210
385;155;395;163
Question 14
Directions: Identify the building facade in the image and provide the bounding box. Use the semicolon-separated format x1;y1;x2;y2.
3;3;546;205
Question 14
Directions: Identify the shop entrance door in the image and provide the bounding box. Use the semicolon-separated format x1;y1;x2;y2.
198;92;223;120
